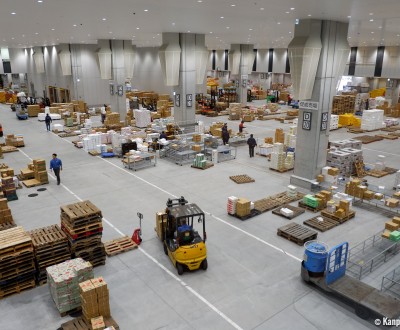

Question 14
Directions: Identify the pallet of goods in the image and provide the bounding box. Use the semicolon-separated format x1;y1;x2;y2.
0;198;15;231
61;201;106;267
22;159;49;187
382;217;400;241
1;176;18;201
47;258;93;315
0;226;36;299
5;134;25;148
28;225;71;284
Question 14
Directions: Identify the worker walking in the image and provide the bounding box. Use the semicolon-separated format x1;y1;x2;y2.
222;123;230;145
50;153;63;185
45;113;52;131
239;120;246;133
247;134;257;158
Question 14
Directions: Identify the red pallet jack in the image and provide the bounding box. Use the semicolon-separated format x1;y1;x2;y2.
131;212;143;245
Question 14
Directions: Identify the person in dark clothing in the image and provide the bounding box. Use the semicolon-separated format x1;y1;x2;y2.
45;113;52;131
247;134;257;158
50;153;63;185
159;131;167;140
239;120;246;133
221;123;230;145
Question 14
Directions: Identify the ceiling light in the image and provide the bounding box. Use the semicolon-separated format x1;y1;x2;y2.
289;31;292;34
231;4;236;7
153;37;155;39
102;18;106;21
371;32;374;34
260;8;264;10
249;28;253;31
397;34;400;37
51;28;55;31
290;7;295;10
35;32;39;35
132;36;136;38
144;9;148;12
11;38;14;40
209;31;213;34
308;14;312;17
172;22;175;25
369;13;373;15
347;16;351;18
11;12;16;15
220;16;224;19
369;19;374;22
109;31;112;34
187;30;191;33
378;26;382;29
226;26;230;29
136;27;140;29
285;11;289;14
73;24;77;27
37;0;43;2
277;22;281;25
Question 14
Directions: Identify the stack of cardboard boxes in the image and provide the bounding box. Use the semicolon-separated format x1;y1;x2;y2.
325;199;351;219
79;277;111;326
5;134;24;147
270;143;286;171
27;105;42;117
228;103;242;120
332;95;356;114
155;212;166;240
2;177;17;201
104;113;121;127
345;179;375;200
274;129;284;144
32;159;48;185
382;217;400;241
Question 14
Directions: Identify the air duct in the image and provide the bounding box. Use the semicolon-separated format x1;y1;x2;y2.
195;34;209;85
123;41;136;79
288;19;322;101
159;33;181;86
97;40;112;80
33;47;45;73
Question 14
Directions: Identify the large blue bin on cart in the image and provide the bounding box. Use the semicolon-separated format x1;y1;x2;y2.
304;241;329;275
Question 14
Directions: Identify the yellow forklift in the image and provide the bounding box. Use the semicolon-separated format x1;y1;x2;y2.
156;197;207;275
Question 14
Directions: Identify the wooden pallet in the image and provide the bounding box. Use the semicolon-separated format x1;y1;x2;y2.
353;135;383;144
60;201;102;223
389;132;400;137
191;163;214;170
88;150;101;156
0;227;33;256
0;221;16;231
61;222;103;240
272;204;305;219
320;209;356;224
366;169;389;178
297;201;325;213
303;215;340;232
28;225;67;248
68;235;102;252
60;316;120;330
269;167;294;173
61;220;103;235
277;223;317;245
381;126;400;132
1;146;18;153
383;167;399;175
0;278;35;299
229;174;255;184
59;306;82;317
104;236;138;256
375;134;398;140
22;179;48;188
228;209;261;221
254;192;304;213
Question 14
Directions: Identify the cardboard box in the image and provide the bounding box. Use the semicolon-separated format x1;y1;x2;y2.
91;316;105;330
385;198;399;208
236;198;251;217
335;209;345;218
385;221;399;231
156;212;166;239
316;175;324;183
382;229;391;239
192;144;202;152
327;168;339;176
393;191;400;199
392;217;400;225
363;190;374;200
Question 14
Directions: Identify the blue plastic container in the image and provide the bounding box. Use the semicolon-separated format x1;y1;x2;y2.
304;241;328;274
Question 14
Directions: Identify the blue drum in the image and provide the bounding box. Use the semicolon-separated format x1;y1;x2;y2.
304;241;329;275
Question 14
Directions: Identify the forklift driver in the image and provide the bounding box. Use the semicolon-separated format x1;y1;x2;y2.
177;219;194;245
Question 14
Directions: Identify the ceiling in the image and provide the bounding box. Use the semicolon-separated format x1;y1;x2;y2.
1;0;400;50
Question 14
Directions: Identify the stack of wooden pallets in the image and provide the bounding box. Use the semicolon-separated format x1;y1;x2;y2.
28;225;71;284
0;227;36;299
61;201;106;267
0;198;15;231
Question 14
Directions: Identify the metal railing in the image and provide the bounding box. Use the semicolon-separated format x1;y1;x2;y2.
346;230;400;279
381;265;400;299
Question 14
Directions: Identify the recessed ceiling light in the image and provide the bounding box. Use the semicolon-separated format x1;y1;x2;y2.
172;22;175;25
260;8;264;10
35;32;39;35
197;0;202;2
51;28;55;31
136;27;140;29
153;37;155;39
226;26;230;29
109;31;112;34
369;19;374;22
369;13;373;15
11;38;14;40
209;31;213;34
371;32;374;34
22;34;25;37
397;34;400;37
249;28;253;31
187;30;190;33
378;26;382;29
157;33;160;36
348;37;351;39
289;31;292;34
11;12;16;15
308;14;312;17
290;7;295;10
220;16;224;19
277;22;281;24
102;18;106;21
144;9;148;12
231;4;236;7
132;36;136;38
37;0;43;3
73;24;77;27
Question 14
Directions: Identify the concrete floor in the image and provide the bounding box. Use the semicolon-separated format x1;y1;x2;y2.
0;102;399;330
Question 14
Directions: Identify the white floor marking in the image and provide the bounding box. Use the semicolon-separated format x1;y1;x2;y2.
17;145;243;330
363;147;400;157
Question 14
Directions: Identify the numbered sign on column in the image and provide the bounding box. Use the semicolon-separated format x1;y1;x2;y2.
302;111;312;130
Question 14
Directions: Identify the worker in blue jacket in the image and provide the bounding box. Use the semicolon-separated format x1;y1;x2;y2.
50;153;63;185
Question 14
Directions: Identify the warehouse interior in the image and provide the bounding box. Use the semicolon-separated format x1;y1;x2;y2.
0;1;400;330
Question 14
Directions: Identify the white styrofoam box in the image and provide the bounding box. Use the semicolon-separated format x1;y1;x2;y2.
38;113;46;121
250;202;254;210
288;185;297;191
273;143;284;153
280;208;294;217
50;114;61;120
322;166;332;175
53;123;64;132
134;109;151;128
45;106;50;114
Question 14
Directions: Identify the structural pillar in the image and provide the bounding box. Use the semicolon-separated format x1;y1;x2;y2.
288;19;349;189
230;44;255;103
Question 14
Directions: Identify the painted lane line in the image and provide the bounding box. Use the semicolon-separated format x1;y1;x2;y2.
18;146;242;330
363;147;400;157
100;156;301;262
139;247;243;330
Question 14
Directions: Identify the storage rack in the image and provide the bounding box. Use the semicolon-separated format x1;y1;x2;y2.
162;138;200;166
122;152;157;171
